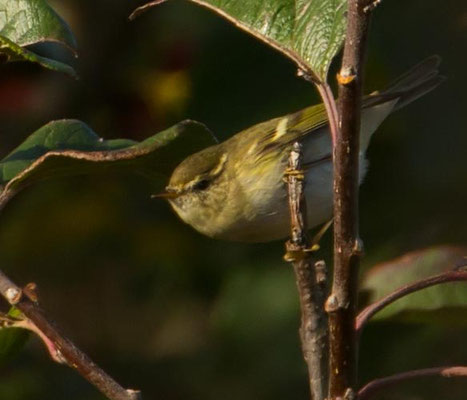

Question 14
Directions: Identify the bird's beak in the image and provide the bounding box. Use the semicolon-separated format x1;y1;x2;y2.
151;191;180;199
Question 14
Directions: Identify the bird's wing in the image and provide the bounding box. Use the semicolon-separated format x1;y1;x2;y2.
253;103;328;157
247;56;443;164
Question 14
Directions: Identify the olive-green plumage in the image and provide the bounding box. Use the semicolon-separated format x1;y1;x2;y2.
166;57;443;242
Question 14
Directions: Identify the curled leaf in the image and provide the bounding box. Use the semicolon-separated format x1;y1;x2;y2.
0;119;216;210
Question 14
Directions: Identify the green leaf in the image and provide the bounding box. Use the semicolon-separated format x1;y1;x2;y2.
362;246;467;324
0;35;76;77
0;0;77;76
132;0;347;82
0;119;217;209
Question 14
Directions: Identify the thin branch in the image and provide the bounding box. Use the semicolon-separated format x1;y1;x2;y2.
328;0;373;398
0;269;141;400
356;270;467;335
358;366;467;400
285;142;329;400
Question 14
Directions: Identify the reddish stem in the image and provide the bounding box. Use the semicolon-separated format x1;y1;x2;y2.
356;270;467;336
316;83;339;145
358;366;467;400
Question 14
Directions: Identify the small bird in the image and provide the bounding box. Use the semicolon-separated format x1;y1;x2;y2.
159;56;443;242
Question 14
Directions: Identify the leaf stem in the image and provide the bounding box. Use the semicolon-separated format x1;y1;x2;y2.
315;83;339;145
0;269;141;400
358;366;467;400
355;270;467;336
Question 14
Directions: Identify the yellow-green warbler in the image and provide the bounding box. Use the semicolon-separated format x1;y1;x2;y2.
158;57;443;242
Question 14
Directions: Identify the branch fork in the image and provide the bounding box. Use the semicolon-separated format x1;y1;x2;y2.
0;269;141;400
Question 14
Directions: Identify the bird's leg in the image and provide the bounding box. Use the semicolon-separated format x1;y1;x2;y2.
308;219;333;252
283;163;332;257
289;219;333;257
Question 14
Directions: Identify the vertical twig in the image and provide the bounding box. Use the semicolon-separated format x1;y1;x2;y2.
0;269;141;400
285;142;329;400
327;1;372;398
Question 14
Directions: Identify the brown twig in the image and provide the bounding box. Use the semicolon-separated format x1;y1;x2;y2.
356;270;467;336
327;0;373;398
0;269;141;400
285;142;329;400
358;366;467;400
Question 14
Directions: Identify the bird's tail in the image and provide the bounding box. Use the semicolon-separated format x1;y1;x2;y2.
359;56;444;152
364;55;445;110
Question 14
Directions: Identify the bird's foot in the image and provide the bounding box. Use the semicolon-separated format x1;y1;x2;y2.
283;167;305;182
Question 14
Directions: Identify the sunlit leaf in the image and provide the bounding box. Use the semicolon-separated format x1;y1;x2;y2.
362;246;467;323
0;119;216;209
0;0;77;76
132;0;347;82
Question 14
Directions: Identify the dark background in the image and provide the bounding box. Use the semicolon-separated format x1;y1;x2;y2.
0;1;466;399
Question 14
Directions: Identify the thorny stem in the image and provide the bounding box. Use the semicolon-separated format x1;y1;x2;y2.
327;0;372;398
358;366;467;400
285;142;329;400
0;269;141;400
356;270;467;336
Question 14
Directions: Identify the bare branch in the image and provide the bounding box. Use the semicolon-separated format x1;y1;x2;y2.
328;0;373;398
358;366;467;400
0;269;141;400
285;142;329;400
356;270;467;335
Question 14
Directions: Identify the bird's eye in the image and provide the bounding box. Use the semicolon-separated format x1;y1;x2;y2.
194;179;210;191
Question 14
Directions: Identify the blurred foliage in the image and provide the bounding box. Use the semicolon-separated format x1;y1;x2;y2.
0;118;215;207
0;0;466;399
